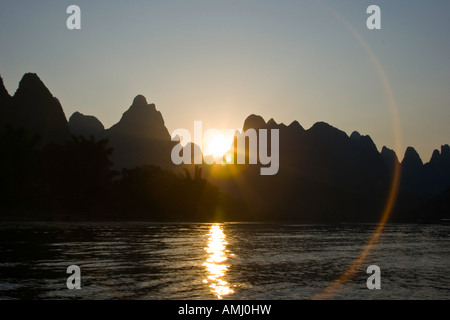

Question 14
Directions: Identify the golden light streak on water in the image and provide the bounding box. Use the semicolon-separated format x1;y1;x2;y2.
203;224;234;299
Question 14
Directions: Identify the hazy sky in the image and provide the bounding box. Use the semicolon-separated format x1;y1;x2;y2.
1;0;449;161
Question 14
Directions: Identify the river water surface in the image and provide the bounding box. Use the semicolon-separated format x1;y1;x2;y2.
0;222;448;299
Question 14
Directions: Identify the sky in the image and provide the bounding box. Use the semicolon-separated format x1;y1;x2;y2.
0;0;449;161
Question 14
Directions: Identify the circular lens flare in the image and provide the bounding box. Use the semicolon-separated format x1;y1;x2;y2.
313;0;403;299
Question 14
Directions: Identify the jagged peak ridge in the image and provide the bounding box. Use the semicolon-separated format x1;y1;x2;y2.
106;95;170;141
266;118;277;127
402;146;423;166
381;146;399;166
308;121;348;140
69;111;105;137
288;120;304;132
441;144;450;157
350;131;361;141
0;74;11;106
133;94;148;106
0;74;10;96
243;114;266;132
429;144;450;164
14;73;53;101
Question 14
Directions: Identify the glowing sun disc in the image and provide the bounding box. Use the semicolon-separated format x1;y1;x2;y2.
203;134;233;159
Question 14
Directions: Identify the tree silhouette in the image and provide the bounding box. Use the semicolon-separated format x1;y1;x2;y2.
0;125;42;211
41;135;117;214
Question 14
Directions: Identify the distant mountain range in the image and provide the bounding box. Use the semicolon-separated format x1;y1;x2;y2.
206;116;449;222
74;94;176;169
1;73;449;222
0;73;70;144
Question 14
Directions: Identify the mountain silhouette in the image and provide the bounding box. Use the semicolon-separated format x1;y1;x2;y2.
1;72;449;222
0;73;70;144
205;114;449;221
401;146;425;195
402;146;423;170
381;146;399;172
422;145;450;197
0;75;12;107
0;76;11;124
0;73;182;177
101;95;176;169
243;114;266;132
106;95;171;141
67;95;176;169
206;116;393;221
69;112;104;137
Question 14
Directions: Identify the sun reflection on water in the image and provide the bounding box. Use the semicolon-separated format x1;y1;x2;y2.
203;224;234;299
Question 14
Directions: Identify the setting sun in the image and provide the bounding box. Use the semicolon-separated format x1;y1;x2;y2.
203;132;234;159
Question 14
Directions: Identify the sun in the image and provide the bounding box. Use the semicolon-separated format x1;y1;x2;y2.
203;133;233;159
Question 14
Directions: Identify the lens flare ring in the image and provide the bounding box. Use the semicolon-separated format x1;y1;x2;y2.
313;0;403;299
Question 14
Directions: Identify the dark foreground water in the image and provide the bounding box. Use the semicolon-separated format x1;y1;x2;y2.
0;222;448;300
